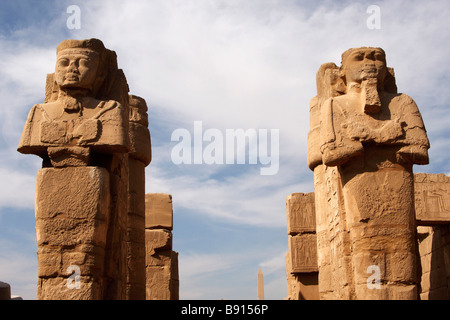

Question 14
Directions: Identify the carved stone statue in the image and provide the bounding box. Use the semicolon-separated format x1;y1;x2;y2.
17;39;151;300
308;47;430;299
18;39;129;167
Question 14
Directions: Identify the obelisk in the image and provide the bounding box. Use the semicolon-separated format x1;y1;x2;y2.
258;269;264;300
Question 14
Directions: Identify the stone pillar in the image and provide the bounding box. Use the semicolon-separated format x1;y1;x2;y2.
258;269;264;300
17;38;150;300
36;167;110;299
414;173;450;299
285;193;319;300
145;193;179;300
126;95;152;299
307;48;430;299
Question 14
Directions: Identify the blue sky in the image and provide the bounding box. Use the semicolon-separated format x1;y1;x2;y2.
0;0;449;300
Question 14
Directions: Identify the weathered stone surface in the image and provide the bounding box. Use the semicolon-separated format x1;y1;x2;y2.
145;193;173;230
128;95;151;166
285;252;319;300
417;225;450;300
307;47;430;300
286;193;316;235
145;251;179;300
17;38;151;300
415;173;450;225
36;167;110;246
145;229;172;253
35;167;110;299
285;192;319;300
289;234;318;273
145;193;179;300
18;39;130;159
0;282;11;300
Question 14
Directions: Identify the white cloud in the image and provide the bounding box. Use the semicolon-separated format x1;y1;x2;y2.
259;251;287;276
178;251;245;299
0;168;36;209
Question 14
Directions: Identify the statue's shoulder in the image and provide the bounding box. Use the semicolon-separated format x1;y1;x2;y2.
384;92;419;114
92;99;125;120
25;103;54;122
384;92;414;104
38;101;63;120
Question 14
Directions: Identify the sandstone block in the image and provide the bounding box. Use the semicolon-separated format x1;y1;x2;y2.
415;173;450;225
145;193;173;230
37;276;103;300
288;234;318;273
129;122;151;165
146;266;171;300
128;160;146;215
35;167;110;222
286;193;316;235
145;229;172;255
0;282;11;300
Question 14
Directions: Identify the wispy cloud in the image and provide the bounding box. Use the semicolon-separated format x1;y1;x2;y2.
0;168;36;209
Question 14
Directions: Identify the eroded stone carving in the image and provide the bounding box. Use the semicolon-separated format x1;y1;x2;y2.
145;193;179;300
308;47;430;299
18;39;151;300
18;39;129;167
285;193;319;300
415;173;450;225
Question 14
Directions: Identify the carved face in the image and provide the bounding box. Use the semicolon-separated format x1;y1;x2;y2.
55;49;100;91
342;48;387;84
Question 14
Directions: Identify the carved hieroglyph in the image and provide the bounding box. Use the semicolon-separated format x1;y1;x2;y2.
285;193;319;300
415;173;450;225
415;174;450;299
308;47;430;299
18;39;151;299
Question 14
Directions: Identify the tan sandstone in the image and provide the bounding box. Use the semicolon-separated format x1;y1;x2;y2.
18;38;151;300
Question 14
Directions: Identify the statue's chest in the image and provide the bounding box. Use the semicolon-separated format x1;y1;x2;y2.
40;118;100;145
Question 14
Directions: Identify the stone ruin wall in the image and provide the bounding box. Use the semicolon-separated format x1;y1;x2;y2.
285;193;319;300
286;173;450;300
145;193;179;300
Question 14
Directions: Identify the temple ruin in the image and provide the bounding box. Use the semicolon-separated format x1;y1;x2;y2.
6;39;449;301
286;47;450;300
145;193;179;300
15;38;178;300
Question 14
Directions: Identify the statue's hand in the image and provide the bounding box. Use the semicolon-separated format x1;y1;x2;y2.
341;122;370;142
377;118;405;143
73;119;100;143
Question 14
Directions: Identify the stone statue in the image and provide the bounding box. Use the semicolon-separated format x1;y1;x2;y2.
308;47;430;299
18;39;129;167
17;39;151;300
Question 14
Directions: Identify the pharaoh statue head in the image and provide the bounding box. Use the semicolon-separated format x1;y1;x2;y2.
54;40;102;93
45;39;128;106
18;39;131;165
307;47;398;169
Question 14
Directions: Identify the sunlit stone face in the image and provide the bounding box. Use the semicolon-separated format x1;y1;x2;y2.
342;48;388;84
55;49;100;91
